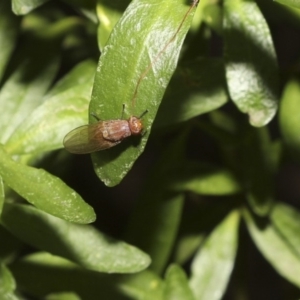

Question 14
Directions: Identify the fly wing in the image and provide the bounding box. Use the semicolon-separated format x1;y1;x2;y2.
63;122;120;154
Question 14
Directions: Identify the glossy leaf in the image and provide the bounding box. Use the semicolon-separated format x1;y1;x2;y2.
0;40;60;144
0;264;18;300
12;0;49;15
96;0;130;50
154;58;227;128
10;252;162;299
1;204;150;273
223;0;279;127
189;210;240;300
0;0;19;82
90;0;198;186
164;264;195;300
0;146;95;224
169;162;241;196
244;205;300;287
279;79;300;160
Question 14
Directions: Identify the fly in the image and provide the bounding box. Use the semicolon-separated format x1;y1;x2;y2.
63;107;148;154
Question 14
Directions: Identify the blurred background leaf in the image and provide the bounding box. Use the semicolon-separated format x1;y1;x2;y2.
244;205;300;288
1;203;150;273
0;146;95;224
0;0;20;82
189;210;240;300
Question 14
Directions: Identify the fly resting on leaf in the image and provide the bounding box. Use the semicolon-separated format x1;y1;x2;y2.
63;106;148;154
63;0;199;154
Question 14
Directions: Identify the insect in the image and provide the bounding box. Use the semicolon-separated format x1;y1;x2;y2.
63;0;198;154
63;107;148;154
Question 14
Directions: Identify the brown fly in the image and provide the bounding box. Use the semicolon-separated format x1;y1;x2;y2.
63;0;198;154
63;107;147;154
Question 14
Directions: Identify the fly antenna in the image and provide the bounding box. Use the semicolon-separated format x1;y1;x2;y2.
131;0;199;107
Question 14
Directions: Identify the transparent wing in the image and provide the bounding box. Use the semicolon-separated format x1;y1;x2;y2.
63;122;120;154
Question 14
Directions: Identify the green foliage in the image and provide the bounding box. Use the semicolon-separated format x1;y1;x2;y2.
190;210;239;300
0;264;17;300
0;146;95;224
164;264;195;300
90;0;197;186
223;0;279;126
1;203;150;273
0;0;300;299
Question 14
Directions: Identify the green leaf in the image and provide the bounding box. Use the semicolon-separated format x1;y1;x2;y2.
45;59;97;99
164;264;195;300
279;79;300;160
1;203;150;273
274;0;300;10
0;0;20;82
5;60;96;154
154;58;227;128
45;292;81;300
175;199;236;265
0;40;60;144
169;162;241;196
12;0;49;15
0;177;3;217
174;234;205;265
271;203;300;257
127;192;184;274
223;0;279;127
0;264;18;300
96;0;130;50
90;0;197;186
243;205;300;287
10;252;161;299
0;146;95;224
239;127;275;215
5;89;89;155
202;4;223;34
10;252;124;299
125;133;188;274
118;269;165;300
189;210;240;300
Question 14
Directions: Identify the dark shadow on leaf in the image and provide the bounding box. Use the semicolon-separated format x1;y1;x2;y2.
248;209;270;230
1;204;138;274
91;133;145;169
154;58;228;129
10;259;131;300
